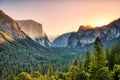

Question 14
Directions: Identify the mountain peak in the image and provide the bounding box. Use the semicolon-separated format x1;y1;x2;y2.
17;20;51;47
78;25;93;31
0;10;27;40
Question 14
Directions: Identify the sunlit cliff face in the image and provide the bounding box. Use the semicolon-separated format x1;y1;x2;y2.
17;20;46;39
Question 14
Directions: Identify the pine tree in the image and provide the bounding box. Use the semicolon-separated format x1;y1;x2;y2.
112;64;120;80
83;49;91;72
47;66;53;77
18;72;31;80
105;48;111;70
89;37;108;80
67;66;79;80
32;71;41;78
109;43;120;70
73;59;78;67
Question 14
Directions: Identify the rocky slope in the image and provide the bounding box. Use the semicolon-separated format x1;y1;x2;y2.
53;18;120;48
17;20;50;47
68;18;120;48
0;10;47;53
51;33;73;47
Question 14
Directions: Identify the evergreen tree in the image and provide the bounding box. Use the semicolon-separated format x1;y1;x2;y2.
109;43;120;70
105;48;110;62
79;62;83;71
18;72;31;80
66;66;79;80
96;67;111;80
105;48;110;61
73;59;78;66
47;66;53;77
89;37;108;80
77;71;88;80
32;71;41;78
54;70;65;80
112;65;120;80
83;49;91;72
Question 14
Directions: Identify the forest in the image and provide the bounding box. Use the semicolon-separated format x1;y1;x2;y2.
6;37;119;80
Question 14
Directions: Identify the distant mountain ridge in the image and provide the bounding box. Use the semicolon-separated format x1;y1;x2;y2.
17;20;51;47
52;18;120;48
51;32;73;47
1;9;120;49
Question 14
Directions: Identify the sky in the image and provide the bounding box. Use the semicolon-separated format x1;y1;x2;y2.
0;0;120;38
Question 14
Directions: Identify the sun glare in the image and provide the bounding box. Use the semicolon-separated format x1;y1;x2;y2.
91;18;112;27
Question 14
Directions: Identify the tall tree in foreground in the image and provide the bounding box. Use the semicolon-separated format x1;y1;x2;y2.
89;37;109;80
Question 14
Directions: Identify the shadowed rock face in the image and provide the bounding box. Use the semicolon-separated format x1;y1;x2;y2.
51;33;73;47
17;20;51;47
68;18;120;48
52;18;120;48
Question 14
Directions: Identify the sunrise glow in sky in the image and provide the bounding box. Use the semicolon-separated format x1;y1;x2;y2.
90;17;113;27
0;0;120;37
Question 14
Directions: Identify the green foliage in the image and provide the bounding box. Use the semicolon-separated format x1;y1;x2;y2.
109;43;120;70
18;72;31;80
73;59;78;66
32;71;41;78
94;37;103;53
66;66;79;80
96;67;111;80
0;43;80;79
1;37;120;80
77;71;88;80
89;37;108;80
47;66;53;77
112;65;120;80
15;40;120;80
83;49;91;72
55;71;65;80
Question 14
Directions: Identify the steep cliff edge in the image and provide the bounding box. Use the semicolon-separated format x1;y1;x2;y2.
0;10;47;53
17;20;50;47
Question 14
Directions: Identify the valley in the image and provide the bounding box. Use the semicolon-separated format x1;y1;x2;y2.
0;10;120;80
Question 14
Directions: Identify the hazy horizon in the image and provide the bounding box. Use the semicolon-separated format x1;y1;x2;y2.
0;0;120;38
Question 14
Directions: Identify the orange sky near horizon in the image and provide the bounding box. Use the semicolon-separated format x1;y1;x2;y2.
0;0;120;37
